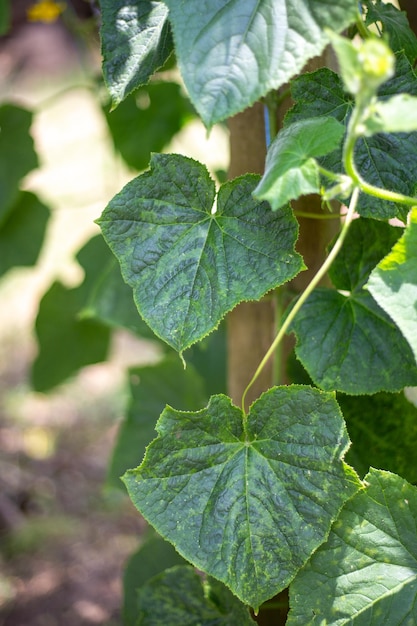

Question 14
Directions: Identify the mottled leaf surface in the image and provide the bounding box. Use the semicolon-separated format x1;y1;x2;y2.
98;154;304;353
368;207;417;365
288;469;417;625
0;105;38;224
124;386;360;608
108;357;206;490
136;565;256;625
100;0;173;106
289;219;417;393
254;117;345;210
285;55;417;221
0;192;49;277
163;0;357;127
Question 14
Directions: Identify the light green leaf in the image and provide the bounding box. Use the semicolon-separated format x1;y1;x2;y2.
362;94;417;135
0;104;38;224
32;236;111;392
0;192;49;277
285;55;417;221
254;117;345;210
108;356;207;490
368;206;417;365
136;565;256;625
163;0;357;127
364;0;417;63
100;0;173;107
123;533;187;625
288;468;417;625
97;154;304;353
124;386;360;608
289;219;417;394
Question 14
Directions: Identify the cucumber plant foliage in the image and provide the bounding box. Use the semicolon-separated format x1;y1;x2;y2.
6;0;416;623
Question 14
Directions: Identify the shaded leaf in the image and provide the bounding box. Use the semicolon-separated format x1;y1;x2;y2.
100;0;173;107
0;192;49;277
32;236;111;392
123;533;186;626
108;356;207;490
254;117;345;210
98;154;304;353
338;391;417;483
0;104;38;224
288;469;417;625
124;386;360;608
103;81;194;171
368;206;417;365
136;565;256;625
83;257;157;338
0;0;10;36
289;219;417;393
163;0;357;127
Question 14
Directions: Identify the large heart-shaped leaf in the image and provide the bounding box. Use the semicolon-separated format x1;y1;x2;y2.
163;0;357;127
288;468;417;625
97;154;304;353
124;386;361;608
368;206;417;366
100;0;173;107
289;219;417;394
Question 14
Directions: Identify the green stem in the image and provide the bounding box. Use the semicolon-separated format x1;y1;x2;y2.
293;210;346;220
355;11;370;40
241;187;360;414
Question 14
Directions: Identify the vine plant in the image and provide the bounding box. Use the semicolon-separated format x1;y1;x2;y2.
7;0;417;623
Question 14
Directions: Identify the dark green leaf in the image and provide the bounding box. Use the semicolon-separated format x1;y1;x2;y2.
163;0;357;127
364;0;417;63
123;533;186;626
286;54;417;221
0;105;38;224
289;219;417;393
0;192;49;277
107;356;207;490
368;206;417;365
254;117;345;210
0;0;10;36
83;257;157;338
136;565;256;625
32;236;111;392
288;469;417;625
103;81;194;171
100;0;173;107
97;154;304;353
124;386;360;608
339;391;417;483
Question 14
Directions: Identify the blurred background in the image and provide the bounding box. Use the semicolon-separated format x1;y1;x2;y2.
0;1;229;624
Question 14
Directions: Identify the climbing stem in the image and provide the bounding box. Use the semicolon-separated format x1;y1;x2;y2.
241;186;360;414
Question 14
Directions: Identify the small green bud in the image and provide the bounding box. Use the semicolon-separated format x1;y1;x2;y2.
358;38;395;89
